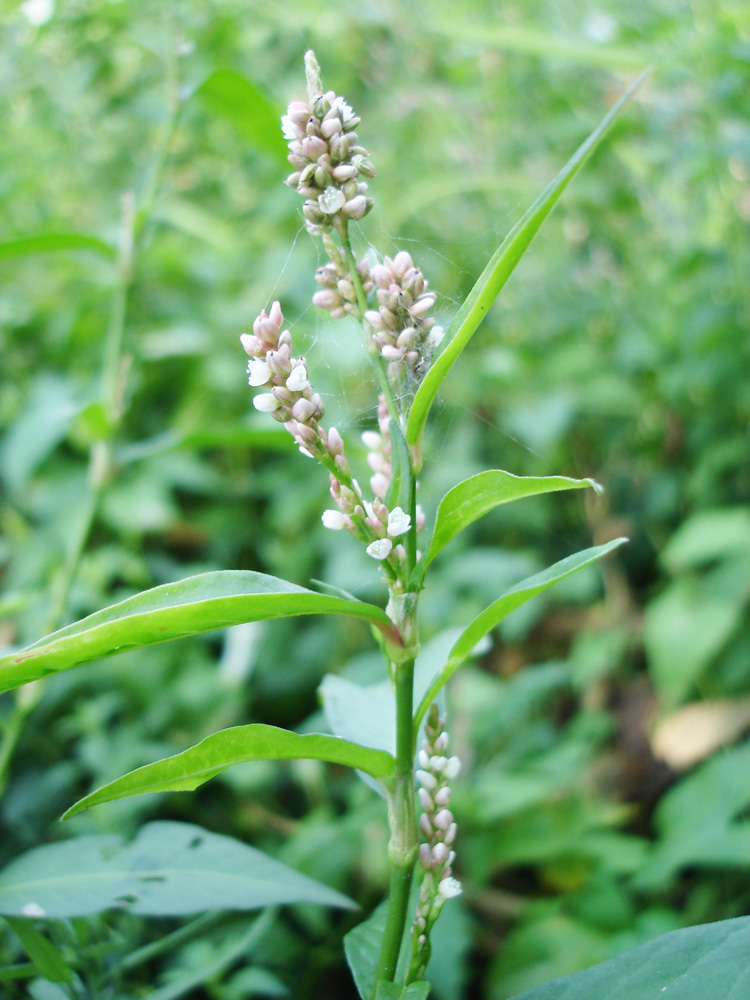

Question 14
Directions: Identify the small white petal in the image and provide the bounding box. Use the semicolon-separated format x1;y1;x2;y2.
322;509;345;530
281;115;299;141
418;749;430;770
299;446;315;458
318;186;346;215
438;876;462;899
362;500;375;520
361;430;382;450
286;364;309;392
365;538;393;560
387;506;411;537
247;359;271;386
253;393;281;412
444;756;461;779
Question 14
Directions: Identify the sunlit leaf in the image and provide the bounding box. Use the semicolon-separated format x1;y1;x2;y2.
420;470;602;576
415;540;627;728
406;70;649;447
0;822;353;917
62;725;395;818
0;571;396;693
506;916;750;999
0;233;115;260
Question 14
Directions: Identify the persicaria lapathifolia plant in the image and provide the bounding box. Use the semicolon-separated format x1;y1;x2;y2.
0;51;649;1000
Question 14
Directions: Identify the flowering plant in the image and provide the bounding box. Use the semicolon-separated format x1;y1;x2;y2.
0;52;651;999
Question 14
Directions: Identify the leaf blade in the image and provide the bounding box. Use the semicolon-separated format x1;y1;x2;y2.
422;470;602;572
0;570;395;693
415;539;627;728
0;233;116;261
63;725;395;818
406;70;649;447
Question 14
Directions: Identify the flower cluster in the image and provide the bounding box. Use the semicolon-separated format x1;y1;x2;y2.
283;51;375;237
241;301;333;461
313;234;373;319
409;705;461;981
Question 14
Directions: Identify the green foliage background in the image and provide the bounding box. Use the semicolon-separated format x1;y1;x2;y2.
1;0;749;996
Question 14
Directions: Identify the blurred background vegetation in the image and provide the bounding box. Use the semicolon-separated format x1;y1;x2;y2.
1;0;749;996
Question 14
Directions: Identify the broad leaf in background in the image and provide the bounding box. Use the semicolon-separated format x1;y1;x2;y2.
0;233;115;260
415;540;627;728
376;983;430;999
506;916;750;999
63;725;395;818
0;571;396;693
405;70;649;447
0;822;353;917
420;470;602;575
194;69;287;163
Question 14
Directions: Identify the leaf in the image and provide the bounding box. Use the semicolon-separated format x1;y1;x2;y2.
3;918;73;983
194;70;286;162
62;725;394;818
384;418;412;515
415;540;627;728
405;70;649;447
421;470;602;573
376;982;431;999
0;822;353;918
505;916;750;999
661;507;750;572
345;903;388;999
0;233;115;260
0;570;397;694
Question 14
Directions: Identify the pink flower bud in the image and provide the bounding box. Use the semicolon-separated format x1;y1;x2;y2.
327;426;344;455
381;344;404;362
371;264;392;289
292;398;316;422
433;808;454;831
432;842;450;866
418;788;434;812
240;333;263;357
419;814;433;839
434;786;451;807
370;472;389;498
392;250;414;277
419;843;433;871
332;163;358;182
343;195;367;219
410;294;436;318
320;117;342;138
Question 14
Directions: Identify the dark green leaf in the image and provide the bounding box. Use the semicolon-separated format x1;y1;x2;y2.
0;570;396;693
506;916;750;999
0;823;353;917
406;71;649;447
62;725;394;818
3;918;73;983
345;903;388;999
415;540;627;728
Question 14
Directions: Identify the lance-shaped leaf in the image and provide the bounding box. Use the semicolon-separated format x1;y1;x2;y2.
0;571;397;694
63;725;395;819
415;539;626;729
0;821;353;917
0;233;116;260
406;70;649;448
419;470;602;577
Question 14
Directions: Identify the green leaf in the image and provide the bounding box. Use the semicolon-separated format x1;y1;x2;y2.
0;570;396;694
662;507;750;572
415;540;626;728
421;470;602;574
194;70;286;162
345;903;388;999
405;70;649;447
0;822;353;918
3;918;73;983
62;725;394;818
384;418;412;515
0;233;115;260
505;916;750;1000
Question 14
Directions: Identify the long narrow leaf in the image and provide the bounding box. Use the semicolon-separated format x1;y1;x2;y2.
63;725;395;818
406;70;649;447
415;539;627;729
0;571;396;693
421;470;602;575
0;233;115;260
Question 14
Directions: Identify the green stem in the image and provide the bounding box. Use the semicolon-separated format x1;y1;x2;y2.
371;656;418;994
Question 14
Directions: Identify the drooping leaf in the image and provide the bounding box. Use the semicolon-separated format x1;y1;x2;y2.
0;233;115;260
420;470;602;575
0;570;396;693
194;70;286;162
405;70;649;447
505;916;750;1000
415;540;626;728
3;918;73;984
62;725;394;818
0;822;353;918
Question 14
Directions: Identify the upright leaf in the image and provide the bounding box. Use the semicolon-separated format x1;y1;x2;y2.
420;470;602;575
505;916;750;1000
63;725;394;818
345;903;388;1000
0;822;353;918
3;918;73;984
415;540;627;728
0;570;397;693
406;70;649;447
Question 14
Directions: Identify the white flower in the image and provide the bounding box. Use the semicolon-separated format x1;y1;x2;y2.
437;876;462;899
281;115;299;141
365;538;393;560
331;96;355;123
253;393;281;412
387;506;411;537
286;364;309;392
318;186;346;215
321;509;345;530
247;359;271;386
